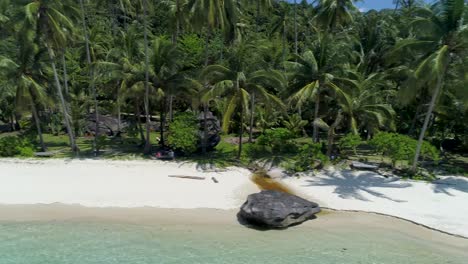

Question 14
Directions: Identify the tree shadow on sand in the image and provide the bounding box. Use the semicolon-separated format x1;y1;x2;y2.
432;177;468;196
303;170;411;203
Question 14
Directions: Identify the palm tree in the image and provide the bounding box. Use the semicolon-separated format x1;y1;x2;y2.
151;37;185;147
187;0;239;153
286;31;351;142
79;0;100;155
202;65;250;159
315;0;357;31
0;56;48;152
246;70;286;142
202;62;284;157
188;0;238;64
161;0;188;43
392;0;467;171
244;0;272;33
24;0;79;152
331;70;396;137
270;1;293;62
140;0;152;154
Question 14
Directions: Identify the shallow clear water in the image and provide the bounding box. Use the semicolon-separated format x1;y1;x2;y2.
0;220;466;264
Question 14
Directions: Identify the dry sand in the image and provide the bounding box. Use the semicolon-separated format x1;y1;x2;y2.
282;167;468;238
1;158;468;238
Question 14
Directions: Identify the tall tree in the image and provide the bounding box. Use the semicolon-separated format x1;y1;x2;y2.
286;31;351;142
315;0;357;31
24;0;79;152
396;0;467;172
142;0;152;154
188;0;239;153
79;0;100;155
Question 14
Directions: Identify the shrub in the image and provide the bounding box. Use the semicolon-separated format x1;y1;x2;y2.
285;143;328;173
0;136;35;157
369;133;439;168
256;128;296;153
167;112;199;154
338;133;362;155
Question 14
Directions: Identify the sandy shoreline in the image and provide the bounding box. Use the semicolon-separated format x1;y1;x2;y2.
0;204;467;253
1;158;468;238
281;167;468;238
0;158;257;209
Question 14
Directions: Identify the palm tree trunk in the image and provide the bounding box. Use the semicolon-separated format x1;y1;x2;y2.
61;50;69;96
202;103;208;154
46;45;78;153
282;21;287;64
135;101;145;144
116;82;121;132
80;0;99;155
238;108;244;160
249;92;255;143
408;103;422;136
202;27;211;154
313;94;320;143
168;95;174;122
31;99;46;152
293;0;298;55
411;74;444;172
256;1;260;33
142;0;152;154
327;111;343;158
298;105;308;137
160;99;166;148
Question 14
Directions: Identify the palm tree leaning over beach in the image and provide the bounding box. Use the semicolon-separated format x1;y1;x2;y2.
24;0;79;152
390;0;467;171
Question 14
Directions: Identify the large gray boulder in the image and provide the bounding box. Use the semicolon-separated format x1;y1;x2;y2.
197;111;221;150
239;190;321;228
86;114;128;136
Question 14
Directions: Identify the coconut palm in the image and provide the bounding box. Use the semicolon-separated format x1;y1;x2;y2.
202;61;285;157
24;0;79;152
0;55;48;151
286;31;351;142
270;1;293;62
331;70;396;137
243;0;272;32
151;37;185;147
78;0;101;155
391;0;467;171
160;0;188;43
187;0;239;153
315;0;358;31
187;0;239;64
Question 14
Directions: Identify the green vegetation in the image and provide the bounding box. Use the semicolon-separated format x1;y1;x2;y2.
167;112;199;154
0;136;34;157
369;132;439;168
0;0;467;177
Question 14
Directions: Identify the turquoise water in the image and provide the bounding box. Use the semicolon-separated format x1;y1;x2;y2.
0;221;466;264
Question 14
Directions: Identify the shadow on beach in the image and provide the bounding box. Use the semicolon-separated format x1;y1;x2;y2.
303;170;411;203
432;177;468;196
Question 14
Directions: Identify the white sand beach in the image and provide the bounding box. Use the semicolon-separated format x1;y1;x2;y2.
0;158;257;209
282;167;468;238
1;159;467;238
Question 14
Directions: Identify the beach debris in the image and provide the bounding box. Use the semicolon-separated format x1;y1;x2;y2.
168;175;205;180
211;177;219;183
238;190;321;228
350;161;379;171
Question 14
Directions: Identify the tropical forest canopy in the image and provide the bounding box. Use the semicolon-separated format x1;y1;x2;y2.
0;0;467;173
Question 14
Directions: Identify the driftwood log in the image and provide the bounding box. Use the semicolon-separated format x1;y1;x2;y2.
168;175;206;180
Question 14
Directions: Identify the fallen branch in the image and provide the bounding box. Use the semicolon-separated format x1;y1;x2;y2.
168;175;206;180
